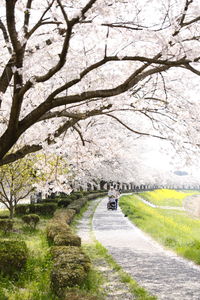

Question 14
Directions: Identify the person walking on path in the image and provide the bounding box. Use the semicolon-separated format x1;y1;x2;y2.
108;186;116;198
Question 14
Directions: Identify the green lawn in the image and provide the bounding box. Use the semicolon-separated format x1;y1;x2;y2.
0;216;58;300
139;189;198;206
120;193;200;264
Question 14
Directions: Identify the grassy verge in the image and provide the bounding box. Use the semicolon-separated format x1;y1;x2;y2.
139;189;198;206
0;216;58;300
120;194;200;264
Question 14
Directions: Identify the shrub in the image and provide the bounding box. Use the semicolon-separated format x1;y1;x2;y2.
53;209;76;225
67;198;88;213
47;221;81;246
0;215;9;219
15;204;30;215
54;233;81;247
57;198;72;208
73;192;84;199
29;203;57;216
46;223;71;243
86;192;106;200
0;240;28;277
22;214;40;229
51;246;90;296
0;219;14;234
41;198;58;204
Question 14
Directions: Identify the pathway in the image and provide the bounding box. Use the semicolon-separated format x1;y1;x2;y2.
76;199;135;300
93;197;200;300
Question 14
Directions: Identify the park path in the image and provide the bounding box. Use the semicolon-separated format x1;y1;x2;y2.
93;197;200;300
76;198;135;300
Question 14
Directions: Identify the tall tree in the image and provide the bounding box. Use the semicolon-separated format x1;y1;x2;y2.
0;0;199;167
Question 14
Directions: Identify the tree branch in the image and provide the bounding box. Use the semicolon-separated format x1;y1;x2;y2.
105;113;167;140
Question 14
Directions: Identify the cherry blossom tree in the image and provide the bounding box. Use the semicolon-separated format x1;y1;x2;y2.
0;0;199;186
0;151;71;217
0;153;42;218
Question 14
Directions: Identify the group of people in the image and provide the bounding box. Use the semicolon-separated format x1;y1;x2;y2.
107;186;121;209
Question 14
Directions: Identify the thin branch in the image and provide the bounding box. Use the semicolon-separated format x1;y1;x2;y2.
26;0;55;38
23;0;34;35
105;113;167;140
0;18;12;54
72;125;85;146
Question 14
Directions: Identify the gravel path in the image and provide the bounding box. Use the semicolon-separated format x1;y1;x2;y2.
93;197;200;300
76;199;135;300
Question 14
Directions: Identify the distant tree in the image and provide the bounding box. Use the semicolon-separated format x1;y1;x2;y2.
0;154;42;218
0;149;73;218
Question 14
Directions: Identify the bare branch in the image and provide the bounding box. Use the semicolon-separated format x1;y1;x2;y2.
26;0;55;39
23;0;34;35
72;125;85;146
0;18;12;54
105;113;167;140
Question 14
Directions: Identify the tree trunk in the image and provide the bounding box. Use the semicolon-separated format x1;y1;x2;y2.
9;205;14;219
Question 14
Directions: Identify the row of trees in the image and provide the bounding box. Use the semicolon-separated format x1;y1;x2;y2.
0;0;200;214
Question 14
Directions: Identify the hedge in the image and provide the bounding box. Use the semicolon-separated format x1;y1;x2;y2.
57;198;72;208
0;240;28;277
51;246;90;297
0;219;14;234
15;203;57;216
48;191;106;296
15;204;30;215
22;214;40;229
29;203;57;215
67;198;88;213
47;219;81;247
53;209;76;225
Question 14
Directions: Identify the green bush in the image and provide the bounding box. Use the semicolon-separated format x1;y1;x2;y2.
0;240;28;277
73;192;84;199
0;215;9;219
47;221;81;246
41;198;58;204
15;204;30;215
57;198;72;208
22;214;40;229
0;219;14;234
53;209;76;225
54;233;81;247
67;198;88;213
51;246;90;296
47;223;70;243
29;203;57;216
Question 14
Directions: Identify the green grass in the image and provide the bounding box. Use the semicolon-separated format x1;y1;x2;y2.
120;193;200;264
139;189;198;206
0;216;58;300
